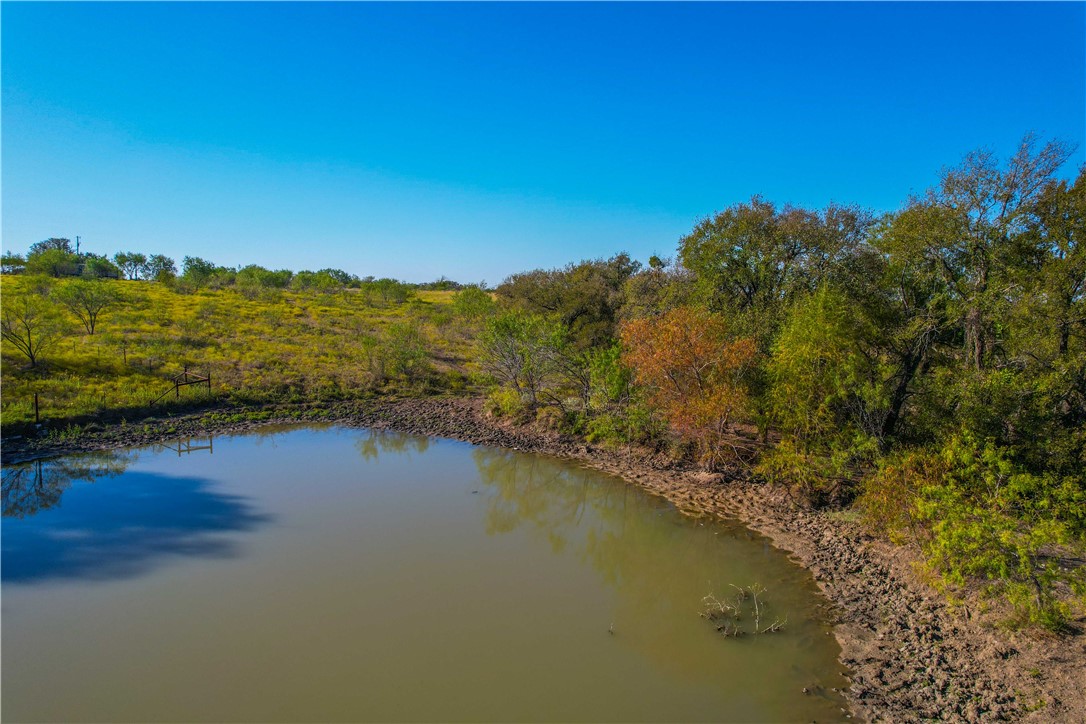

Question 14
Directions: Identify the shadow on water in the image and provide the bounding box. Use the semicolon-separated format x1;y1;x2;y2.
2;454;269;584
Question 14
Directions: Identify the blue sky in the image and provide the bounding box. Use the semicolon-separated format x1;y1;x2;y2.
3;2;1084;284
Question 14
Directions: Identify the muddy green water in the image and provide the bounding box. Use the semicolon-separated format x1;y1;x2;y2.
2;425;849;722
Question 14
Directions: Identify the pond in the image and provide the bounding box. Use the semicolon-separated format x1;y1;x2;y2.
2;425;850;722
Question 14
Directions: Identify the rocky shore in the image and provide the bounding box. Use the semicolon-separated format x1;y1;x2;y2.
3;396;1083;723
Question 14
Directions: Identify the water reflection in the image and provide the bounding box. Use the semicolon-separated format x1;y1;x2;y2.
472;446;828;680
354;428;430;462
2;450;134;518
2;457;268;583
154;435;214;457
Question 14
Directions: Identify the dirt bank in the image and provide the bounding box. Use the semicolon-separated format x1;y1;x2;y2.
3;396;1083;723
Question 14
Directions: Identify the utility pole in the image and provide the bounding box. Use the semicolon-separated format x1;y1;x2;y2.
76;236;81;254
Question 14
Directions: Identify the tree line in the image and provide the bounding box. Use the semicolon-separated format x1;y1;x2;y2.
476;134;1084;629
1;239;463;299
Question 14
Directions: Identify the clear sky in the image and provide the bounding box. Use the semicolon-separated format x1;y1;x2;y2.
3;2;1084;284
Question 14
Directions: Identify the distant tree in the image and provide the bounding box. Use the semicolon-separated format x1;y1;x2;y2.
54;280;125;335
317;268;357;286
291;270;317;290
421;276;462;291
28;238;74;256
1;290;66;367
145;254;177;283
181;256;218;286
113;252;148;280
1;252;26;275
451;285;496;322
81;254;122;279
498;253;641;350
25;247;80;277
371;277;413;305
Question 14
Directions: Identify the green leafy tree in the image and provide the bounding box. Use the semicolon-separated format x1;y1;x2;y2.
28;237;74;256
181;256;218;286
53;279;125;335
25;247;80;277
113;252;148;280
1;289;66;367
498;253;641;350
478;312;563;408
451;285;496;322
145;254;177;282
678;199;872;350
81;254;121;279
886;135;1074;370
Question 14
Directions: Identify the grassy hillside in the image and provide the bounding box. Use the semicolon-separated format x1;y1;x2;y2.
1;276;474;429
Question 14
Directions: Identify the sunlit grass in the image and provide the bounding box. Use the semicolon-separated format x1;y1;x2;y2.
1;275;472;429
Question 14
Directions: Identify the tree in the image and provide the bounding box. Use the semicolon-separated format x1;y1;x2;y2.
677;198;872;350
81;254;121;279
497;253;641;350
236;265;292;291
1;290;66;367
54;280;124;335
145;254;177;282
620;307;756;469
178;256;237;288
114;252;148;280
451;285;495;322
478;312;564;408
889;134;1074;370
25;247;80;277
28;237;74;256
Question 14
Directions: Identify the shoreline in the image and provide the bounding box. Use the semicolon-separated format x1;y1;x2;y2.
3;396;1083;723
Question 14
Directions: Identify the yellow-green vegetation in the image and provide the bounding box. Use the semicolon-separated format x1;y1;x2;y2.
1;275;476;428
477;137;1086;631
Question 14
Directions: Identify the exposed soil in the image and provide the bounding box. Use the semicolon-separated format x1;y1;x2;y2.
3;396;1084;723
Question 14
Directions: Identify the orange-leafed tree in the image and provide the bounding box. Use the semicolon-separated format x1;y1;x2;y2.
619;306;756;469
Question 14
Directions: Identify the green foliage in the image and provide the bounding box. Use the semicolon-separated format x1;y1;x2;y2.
26;247;80;277
180;256;219;286
485;386;528;419
477;312;565;408
383;321;430;381
1;285;67;367
146;254;177;282
1;274;468;426
913;434;1086;630
114;251;148;280
80;254;121;279
53;279;126;335
451;285;495;322
497;253;641;350
678;198;871;350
